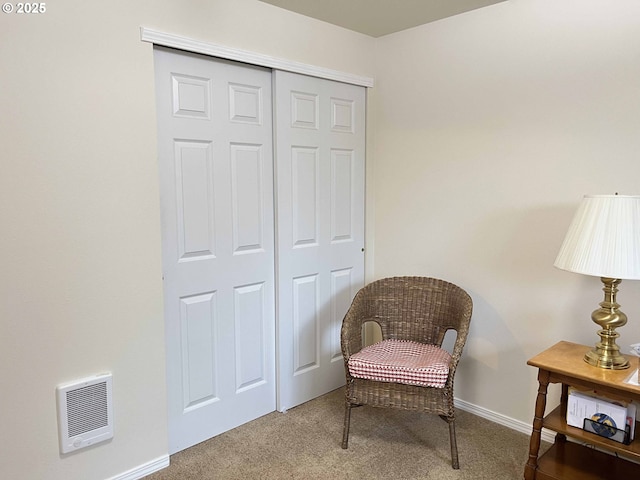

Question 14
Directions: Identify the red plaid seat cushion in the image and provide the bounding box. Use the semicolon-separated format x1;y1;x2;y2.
348;339;451;388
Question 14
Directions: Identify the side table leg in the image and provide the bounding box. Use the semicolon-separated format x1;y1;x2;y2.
524;369;550;480
556;384;568;444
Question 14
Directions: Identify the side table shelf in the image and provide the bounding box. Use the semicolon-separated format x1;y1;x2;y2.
542;406;640;459
536;441;640;480
524;341;640;480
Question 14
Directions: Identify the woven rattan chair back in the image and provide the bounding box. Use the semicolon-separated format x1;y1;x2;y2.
340;276;473;469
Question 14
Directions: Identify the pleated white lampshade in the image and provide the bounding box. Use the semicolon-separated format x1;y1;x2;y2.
554;194;640;280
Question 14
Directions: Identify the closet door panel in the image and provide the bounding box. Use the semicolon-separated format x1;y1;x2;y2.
155;47;276;454
275;70;365;411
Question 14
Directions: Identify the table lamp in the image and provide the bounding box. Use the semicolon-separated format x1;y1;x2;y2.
554;194;640;369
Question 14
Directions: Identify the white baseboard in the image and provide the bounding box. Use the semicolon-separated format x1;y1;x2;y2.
107;455;170;480
455;397;556;444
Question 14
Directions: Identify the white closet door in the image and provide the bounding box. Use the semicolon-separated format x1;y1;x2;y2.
154;47;276;454
274;70;365;411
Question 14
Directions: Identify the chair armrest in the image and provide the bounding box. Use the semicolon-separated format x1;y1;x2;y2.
340;297;374;360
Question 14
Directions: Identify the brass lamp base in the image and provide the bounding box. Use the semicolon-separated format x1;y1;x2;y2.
584;339;629;369
584;277;630;370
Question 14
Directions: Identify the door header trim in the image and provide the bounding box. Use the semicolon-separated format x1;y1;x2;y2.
140;27;374;88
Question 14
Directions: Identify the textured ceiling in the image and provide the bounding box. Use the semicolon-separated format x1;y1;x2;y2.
258;0;507;37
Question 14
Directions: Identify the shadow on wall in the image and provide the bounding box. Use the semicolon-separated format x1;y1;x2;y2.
457;291;527;372
458;201;599;352
451;290;549;415
473;200;640;353
463;202;579;286
448;203;581;415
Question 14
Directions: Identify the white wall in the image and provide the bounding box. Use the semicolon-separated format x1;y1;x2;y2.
372;0;640;425
3;0;640;478
0;1;375;479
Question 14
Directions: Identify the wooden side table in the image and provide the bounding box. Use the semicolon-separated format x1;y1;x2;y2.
525;341;640;480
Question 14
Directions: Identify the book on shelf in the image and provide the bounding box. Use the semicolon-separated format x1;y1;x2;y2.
566;387;637;441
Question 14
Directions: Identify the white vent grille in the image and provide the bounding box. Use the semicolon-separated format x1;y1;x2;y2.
57;373;113;454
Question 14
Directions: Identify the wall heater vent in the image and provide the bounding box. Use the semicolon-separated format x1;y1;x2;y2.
56;373;113;454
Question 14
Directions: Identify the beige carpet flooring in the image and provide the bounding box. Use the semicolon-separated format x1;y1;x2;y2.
146;388;545;479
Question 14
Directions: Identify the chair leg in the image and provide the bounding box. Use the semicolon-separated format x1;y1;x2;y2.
448;418;459;469
342;401;352;449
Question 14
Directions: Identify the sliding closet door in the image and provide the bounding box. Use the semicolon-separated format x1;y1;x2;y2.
154;47;276;454
274;70;365;411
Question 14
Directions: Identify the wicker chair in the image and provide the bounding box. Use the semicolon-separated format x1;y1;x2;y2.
340;276;473;469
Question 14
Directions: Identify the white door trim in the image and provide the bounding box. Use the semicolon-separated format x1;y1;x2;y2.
140;27;374;88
